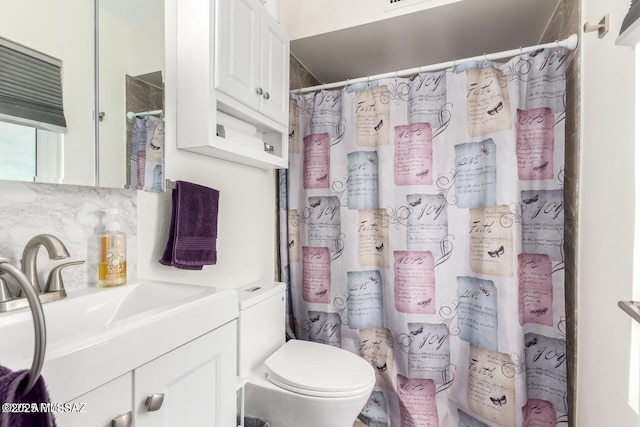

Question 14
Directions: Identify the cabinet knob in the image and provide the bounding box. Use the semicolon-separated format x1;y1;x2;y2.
111;411;133;427
256;87;264;95
145;393;165;411
263;91;270;100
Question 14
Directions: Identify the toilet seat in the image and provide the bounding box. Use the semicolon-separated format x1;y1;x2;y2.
264;340;375;398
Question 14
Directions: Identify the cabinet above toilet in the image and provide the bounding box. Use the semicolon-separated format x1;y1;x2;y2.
175;0;290;169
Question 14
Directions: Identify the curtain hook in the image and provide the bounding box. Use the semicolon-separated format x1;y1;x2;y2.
344;78;350;91
452;58;456;72
322;83;326;92
519;46;523;60
483;53;488;67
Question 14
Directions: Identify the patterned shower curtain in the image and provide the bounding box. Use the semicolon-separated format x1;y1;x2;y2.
279;47;567;427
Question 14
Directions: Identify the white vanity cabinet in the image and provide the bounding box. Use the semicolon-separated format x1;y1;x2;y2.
174;0;289;169
135;323;237;427
216;0;289;126
55;323;237;427
55;374;132;427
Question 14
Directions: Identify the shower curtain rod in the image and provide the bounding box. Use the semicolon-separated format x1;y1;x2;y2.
292;33;578;94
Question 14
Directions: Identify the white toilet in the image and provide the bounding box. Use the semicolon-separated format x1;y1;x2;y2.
237;282;375;427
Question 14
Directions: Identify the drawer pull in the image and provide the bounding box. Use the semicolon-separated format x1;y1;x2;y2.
111;411;132;427
145;393;165;411
256;87;264;95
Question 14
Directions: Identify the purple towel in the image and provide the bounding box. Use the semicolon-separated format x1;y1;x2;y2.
160;180;219;270
0;365;57;427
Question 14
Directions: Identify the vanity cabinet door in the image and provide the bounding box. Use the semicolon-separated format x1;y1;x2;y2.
134;322;237;427
55;373;132;427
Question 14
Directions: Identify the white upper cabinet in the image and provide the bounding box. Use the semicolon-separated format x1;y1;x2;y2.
175;0;290;169
216;0;289;126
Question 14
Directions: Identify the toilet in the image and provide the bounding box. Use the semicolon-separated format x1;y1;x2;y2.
237;282;375;427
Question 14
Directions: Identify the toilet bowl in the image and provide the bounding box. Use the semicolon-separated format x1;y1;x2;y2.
237;282;375;427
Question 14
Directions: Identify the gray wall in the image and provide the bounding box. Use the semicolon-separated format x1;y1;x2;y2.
289;54;320;90
540;1;580;424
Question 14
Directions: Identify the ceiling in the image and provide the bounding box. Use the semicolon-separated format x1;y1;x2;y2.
290;0;562;86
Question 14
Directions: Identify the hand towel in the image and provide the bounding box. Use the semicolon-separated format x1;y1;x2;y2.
0;365;57;427
159;180;219;270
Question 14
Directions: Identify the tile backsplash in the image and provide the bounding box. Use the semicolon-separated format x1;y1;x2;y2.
0;180;137;292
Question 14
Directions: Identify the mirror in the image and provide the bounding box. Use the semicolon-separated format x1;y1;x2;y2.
98;0;165;190
0;0;164;189
0;0;95;186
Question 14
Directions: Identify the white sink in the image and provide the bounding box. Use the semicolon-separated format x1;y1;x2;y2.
0;280;238;402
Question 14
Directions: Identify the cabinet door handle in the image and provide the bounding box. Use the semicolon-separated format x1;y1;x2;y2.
256;87;264;95
145;393;165;411
263;91;270;100
111;411;133;427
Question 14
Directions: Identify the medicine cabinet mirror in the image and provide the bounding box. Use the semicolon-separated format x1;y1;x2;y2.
0;0;164;189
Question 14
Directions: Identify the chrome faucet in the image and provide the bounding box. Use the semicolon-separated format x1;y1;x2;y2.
0;234;84;312
21;233;70;293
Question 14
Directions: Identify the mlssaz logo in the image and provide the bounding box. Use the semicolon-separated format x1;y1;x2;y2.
390;0;403;3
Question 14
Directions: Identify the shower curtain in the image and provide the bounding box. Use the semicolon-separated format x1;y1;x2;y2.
279;47;567;427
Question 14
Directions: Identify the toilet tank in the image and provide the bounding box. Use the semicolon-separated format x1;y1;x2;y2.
237;281;286;377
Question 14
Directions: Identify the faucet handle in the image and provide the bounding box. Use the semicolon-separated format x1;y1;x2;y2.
45;260;85;293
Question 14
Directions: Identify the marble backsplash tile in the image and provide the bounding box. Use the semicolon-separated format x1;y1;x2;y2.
0;180;137;292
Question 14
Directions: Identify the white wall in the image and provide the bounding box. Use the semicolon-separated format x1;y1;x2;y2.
136;163;276;290
279;0;461;40
578;1;640;425
135;0;276;290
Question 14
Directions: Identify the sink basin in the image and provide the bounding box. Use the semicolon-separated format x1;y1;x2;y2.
0;280;238;402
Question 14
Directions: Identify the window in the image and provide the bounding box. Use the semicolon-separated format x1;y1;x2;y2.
0;121;63;183
0;36;66;183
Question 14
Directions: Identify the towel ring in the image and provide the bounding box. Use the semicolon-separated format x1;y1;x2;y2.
0;259;46;395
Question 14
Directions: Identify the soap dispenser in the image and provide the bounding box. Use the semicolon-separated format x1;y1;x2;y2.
98;208;127;287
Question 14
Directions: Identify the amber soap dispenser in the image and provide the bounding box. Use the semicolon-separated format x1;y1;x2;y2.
98;208;127;287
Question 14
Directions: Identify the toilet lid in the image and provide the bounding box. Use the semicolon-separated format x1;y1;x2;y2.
264;340;375;398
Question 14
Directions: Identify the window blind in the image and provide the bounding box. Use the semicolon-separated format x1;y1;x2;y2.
0;37;66;132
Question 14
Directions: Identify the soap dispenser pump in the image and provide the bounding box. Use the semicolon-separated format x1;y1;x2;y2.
98;208;127;287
